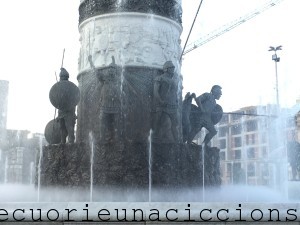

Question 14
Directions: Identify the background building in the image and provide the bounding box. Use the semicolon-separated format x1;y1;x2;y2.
207;104;300;187
0;80;46;185
0;130;45;184
0;80;9;146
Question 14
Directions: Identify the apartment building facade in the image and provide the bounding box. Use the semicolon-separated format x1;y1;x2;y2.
210;104;298;186
0;130;45;184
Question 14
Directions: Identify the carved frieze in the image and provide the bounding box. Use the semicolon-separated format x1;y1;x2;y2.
78;13;182;73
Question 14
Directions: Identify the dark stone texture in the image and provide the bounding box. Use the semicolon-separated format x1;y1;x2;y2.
37;143;90;188
38;142;221;197
179;144;222;187
76;66;157;144
151;143;180;188
79;0;182;25
93;142;149;188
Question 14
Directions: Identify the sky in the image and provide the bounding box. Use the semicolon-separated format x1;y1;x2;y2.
0;0;299;133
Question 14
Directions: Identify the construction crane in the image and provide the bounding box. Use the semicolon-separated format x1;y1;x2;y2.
182;0;284;56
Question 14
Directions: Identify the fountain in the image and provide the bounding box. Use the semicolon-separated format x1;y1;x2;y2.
37;0;221;202
1;0;300;223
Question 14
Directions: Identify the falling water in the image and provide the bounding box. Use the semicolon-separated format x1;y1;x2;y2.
116;0;124;8
37;135;43;202
202;144;205;202
241;116;249;202
4;156;8;184
148;129;153;202
16;130;21;146
29;162;34;184
89;132;94;202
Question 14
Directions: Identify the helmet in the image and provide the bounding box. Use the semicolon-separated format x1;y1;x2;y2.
163;61;175;70
59;68;69;80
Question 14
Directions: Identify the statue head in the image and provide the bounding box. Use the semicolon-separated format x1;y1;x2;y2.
163;61;175;74
59;68;69;81
211;85;222;100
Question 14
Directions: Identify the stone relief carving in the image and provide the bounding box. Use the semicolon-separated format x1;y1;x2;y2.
79;14;182;72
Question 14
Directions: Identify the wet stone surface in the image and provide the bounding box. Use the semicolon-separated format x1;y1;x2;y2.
79;0;182;24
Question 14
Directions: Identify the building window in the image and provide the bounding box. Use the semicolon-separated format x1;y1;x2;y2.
247;147;255;159
232;113;242;121
246;120;257;132
247;163;255;177
262;163;269;176
262;146;267;157
246;108;256;115
231;124;242;135
233;162;241;170
246;134;256;145
234;150;241;159
260;118;268;130
227;163;232;177
220;151;225;160
16;149;23;164
260;132;266;143
219;139;226;149
233;137;242;148
219;127;228;137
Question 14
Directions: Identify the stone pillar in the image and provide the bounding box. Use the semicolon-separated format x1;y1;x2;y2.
76;0;183;192
76;0;182;143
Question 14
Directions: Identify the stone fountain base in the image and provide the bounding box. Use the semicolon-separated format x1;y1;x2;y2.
37;142;221;201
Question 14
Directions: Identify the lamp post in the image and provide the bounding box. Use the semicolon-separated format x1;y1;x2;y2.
268;45;282;107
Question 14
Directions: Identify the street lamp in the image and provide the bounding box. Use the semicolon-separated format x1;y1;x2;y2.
268;45;282;107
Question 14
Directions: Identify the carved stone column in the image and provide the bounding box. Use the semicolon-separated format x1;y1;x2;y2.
76;0;182;191
76;0;182;143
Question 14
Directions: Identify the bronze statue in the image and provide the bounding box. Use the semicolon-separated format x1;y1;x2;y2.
183;85;223;146
56;68;77;144
182;92;195;142
153;61;179;142
88;55;121;142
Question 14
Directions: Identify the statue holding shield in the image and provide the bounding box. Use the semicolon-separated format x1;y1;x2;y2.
183;85;223;146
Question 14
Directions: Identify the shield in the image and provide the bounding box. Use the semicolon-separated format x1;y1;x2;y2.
211;104;223;125
44;119;61;144
49;80;80;110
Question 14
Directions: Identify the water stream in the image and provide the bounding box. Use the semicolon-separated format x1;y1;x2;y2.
37;135;43;202
89;132;94;202
148;129;153;202
4;156;8;184
202;144;205;202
